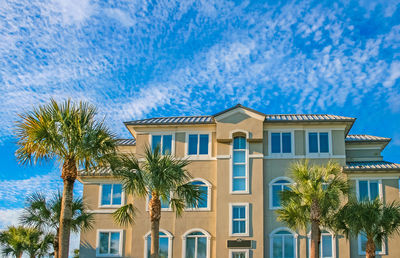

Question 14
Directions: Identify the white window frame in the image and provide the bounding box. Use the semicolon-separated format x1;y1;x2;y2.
98;184;125;208
229;249;250;258
185;132;212;158
230;135;249;194
149;133;175;155
305;130;332;157
185;178;212;211
269;177;293;210
357;233;386;255
307;230;336;258
146;192;173;212
269;227;298;258
144;229;173;258
181;228;211;258
268;130;294;157
229;203;250;237
355;179;383;201
96;229;123;257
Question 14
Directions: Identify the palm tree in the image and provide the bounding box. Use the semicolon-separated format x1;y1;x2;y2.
0;226;26;258
23;227;53;258
276;160;348;258
15;99;116;258
108;146;203;258
333;198;400;258
20;192;94;258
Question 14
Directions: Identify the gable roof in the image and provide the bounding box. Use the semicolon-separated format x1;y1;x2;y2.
212;104;266;118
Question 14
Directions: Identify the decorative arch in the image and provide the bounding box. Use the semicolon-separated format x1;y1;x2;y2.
306;229;336;258
270;227;298;258
185;178;212;211
181;228;211;258
269;177;294;209
144;229;173;258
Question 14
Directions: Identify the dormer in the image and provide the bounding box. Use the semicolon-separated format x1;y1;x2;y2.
345;134;391;162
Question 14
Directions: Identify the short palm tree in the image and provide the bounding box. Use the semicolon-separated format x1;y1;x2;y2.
23;227;53;258
276;160;348;258
16;99;116;258
333;198;400;258
0;226;26;258
20;192;94;258
109;146;203;258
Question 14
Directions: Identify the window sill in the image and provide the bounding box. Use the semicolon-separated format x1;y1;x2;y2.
184;208;211;212
230;233;250;237
230;191;250;195
96;254;122;257
99;205;122;209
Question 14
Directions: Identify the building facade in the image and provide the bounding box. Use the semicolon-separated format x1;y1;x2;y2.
79;104;400;258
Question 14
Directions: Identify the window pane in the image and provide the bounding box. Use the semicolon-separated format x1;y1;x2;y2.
232;252;246;258
110;232;120;254
273;237;283;258
319;132;329;153
159;237;169;258
272;185;282;207
309;133;318;153
370;181;379;200
322;235;332;257
284;236;294;258
99;232;109;254
152;135;162;152
282;133;291;153
188;134;198;155
199;134;209;155
233;221;240;234
197;237;207;258
233;178;246;191
233;151;245;163
233;206;246;219
185;237;195;258
162;135;172;155
271;133;281;153
359;181;369;201
101;184;112;206
112;184;122;205
198;186;208;208
360;234;367;252
233;165;246;177
234;137;246;149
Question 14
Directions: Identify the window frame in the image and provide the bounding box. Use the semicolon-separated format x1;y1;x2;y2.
181;228;211;258
269;177;293;210
229;203;250;237
230;136;249;194
307;230;336;258
144;229;173;258
357;233;386;255
96;229;123;257
269;227;298;258
149;133;175;155
305;130;332;157
185;178;212;212
185;132;212;158
355;179;383;202
229;249;250;258
98;184;124;208
268;130;294;157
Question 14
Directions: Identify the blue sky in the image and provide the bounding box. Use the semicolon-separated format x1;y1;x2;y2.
0;0;400;251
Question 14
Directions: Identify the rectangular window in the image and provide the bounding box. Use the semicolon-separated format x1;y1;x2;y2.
358;180;380;201
98;231;122;256
232;137;247;193
308;132;330;154
100;184;122;206
152;134;173;155
271;132;292;154
231;203;249;236
187;133;209;156
230;250;249;258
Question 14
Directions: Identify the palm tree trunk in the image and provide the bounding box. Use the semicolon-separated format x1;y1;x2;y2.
54;228;60;258
59;159;77;258
17;252;22;258
149;192;161;258
310;219;321;258
366;236;376;258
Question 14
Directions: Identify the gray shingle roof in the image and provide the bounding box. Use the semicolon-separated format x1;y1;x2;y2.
116;139;136;145
344;161;400;171
125;116;214;125
265;114;355;122
346;135;391;142
79;167;112;176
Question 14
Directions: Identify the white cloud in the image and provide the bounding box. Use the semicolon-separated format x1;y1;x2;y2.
383;62;400;88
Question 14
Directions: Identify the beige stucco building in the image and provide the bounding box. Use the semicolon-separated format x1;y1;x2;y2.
78;104;400;258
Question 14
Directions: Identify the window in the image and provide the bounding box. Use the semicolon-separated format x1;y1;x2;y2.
307;231;334;258
100;184;123;207
229;250;249;258
357;180;381;201
145;230;173;258
188;134;209;156
270;229;296;258
270;178;292;209
232;136;248;193
152;134;173;154
186;179;211;211
182;229;211;258
230;203;249;236
358;232;385;255
271;132;292;154
308;132;329;154
147;193;171;211
97;230;122;257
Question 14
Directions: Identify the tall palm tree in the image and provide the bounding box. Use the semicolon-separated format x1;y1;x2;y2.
333;198;400;258
0;226;26;258
15;99;116;258
20;192;94;258
22;227;53;258
276;160;348;258
109;146;203;258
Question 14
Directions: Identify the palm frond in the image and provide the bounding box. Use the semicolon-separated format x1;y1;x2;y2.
113;204;137;226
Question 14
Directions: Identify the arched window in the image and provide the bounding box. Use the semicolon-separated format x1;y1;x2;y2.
269;177;292;209
182;229;211;258
232;136;248;193
186;179;211;211
270;228;297;258
307;230;335;258
144;229;173;258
